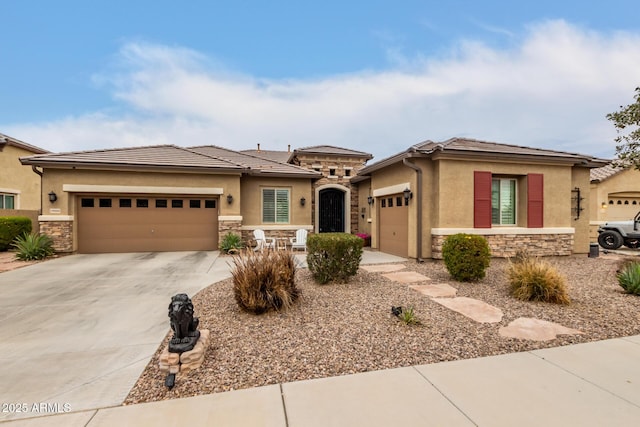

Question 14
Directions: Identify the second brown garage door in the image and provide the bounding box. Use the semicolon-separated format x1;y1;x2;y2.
77;196;219;253
378;193;408;257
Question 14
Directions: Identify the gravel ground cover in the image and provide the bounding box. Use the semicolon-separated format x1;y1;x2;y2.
125;253;640;405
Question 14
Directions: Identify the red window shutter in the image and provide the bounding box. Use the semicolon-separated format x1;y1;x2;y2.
474;171;492;228
527;173;544;228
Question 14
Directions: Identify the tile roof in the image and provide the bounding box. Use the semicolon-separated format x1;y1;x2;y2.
590;163;626;182
359;137;609;175
293;145;373;159
0;132;49;154
188;146;320;177
240;149;292;163
414;137;605;161
20;145;243;171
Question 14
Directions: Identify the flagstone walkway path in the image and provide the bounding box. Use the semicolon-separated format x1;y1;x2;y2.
361;263;583;342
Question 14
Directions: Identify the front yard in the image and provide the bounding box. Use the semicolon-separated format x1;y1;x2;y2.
125;253;640;405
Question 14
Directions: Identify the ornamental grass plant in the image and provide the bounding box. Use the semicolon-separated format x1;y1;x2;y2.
231;249;299;314
616;260;640;295
507;253;571;305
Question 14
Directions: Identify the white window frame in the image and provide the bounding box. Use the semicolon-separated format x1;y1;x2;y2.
0;192;17;209
491;178;517;225
262;188;290;224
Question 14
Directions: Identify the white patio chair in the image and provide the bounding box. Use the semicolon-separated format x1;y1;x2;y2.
289;229;308;252
253;229;275;251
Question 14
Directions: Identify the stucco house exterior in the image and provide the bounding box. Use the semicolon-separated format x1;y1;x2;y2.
356;138;608;259
589;164;640;240
19;144;370;253
0;132;49;227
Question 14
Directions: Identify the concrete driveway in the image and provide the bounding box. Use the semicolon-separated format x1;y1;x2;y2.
0;251;229;422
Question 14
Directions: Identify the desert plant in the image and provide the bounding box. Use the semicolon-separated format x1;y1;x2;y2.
306;233;363;284
0;216;32;251
617;261;640;295
12;232;55;261
219;232;243;254
441;234;491;282
507;257;571;304
392;306;420;325
231;249;299;314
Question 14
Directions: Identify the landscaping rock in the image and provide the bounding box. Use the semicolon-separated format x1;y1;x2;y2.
499;317;584;341
432;297;503;323
409;283;457;298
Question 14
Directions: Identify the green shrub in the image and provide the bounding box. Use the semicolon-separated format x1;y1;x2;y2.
219;232;243;254
12;232;55;261
231;250;299;314
441;234;491;282
507;256;571;304
0;216;32;251
306;233;363;284
617;261;640;295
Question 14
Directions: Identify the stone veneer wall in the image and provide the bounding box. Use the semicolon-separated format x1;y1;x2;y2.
431;233;574;259
39;220;73;253
240;228;306;249
218;219;242;247
293;154;368;234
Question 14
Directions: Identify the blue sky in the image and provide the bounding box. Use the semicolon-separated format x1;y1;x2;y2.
2;1;639;160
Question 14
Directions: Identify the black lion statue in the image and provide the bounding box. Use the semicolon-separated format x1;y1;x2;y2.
167;293;201;353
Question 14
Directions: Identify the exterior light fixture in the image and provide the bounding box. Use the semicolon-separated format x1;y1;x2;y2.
403;188;413;203
226;194;233;204
300;197;306;206
367;196;374;205
48;191;58;203
601;202;607;209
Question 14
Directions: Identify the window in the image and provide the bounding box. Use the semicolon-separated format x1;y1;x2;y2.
136;199;149;208
329;168;336;176
0;194;15;209
381;199;386;208
156;199;168;208
345;169;351;177
99;198;112;208
189;200;201;209
491;178;516;225
262;188;289;223
205;199;217;209
172;199;183;208
388;197;393;207
119;198;132;208
81;198;94;208
396;196;403;207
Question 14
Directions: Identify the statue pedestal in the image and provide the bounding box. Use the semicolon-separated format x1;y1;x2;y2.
159;329;210;376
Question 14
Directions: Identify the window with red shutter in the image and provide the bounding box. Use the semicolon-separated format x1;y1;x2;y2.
527;174;544;228
474;171;492;228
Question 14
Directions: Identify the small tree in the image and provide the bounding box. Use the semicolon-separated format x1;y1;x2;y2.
607;87;640;169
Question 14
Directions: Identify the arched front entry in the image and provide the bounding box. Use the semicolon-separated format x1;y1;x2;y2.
319;188;344;232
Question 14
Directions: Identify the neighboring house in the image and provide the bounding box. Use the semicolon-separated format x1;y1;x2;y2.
589;164;640;240
0;132;49;229
356;138;608;259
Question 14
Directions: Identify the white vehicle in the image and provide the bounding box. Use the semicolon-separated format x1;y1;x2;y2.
597;211;640;250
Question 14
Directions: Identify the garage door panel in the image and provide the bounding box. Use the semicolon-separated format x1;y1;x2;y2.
378;194;408;257
78;196;218;253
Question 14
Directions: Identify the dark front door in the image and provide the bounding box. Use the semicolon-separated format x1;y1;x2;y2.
319;189;345;232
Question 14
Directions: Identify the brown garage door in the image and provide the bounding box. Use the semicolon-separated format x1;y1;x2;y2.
378;194;408;257
77;196;219;253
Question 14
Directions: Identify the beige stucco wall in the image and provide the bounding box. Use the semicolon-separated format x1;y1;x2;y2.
0;145;42;210
356;180;373;237
434;158;574;228
240;176;313;230
571;167;592;253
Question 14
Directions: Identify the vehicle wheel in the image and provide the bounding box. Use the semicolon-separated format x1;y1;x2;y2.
598;230;623;250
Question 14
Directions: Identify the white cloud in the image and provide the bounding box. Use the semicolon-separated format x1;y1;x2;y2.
6;19;640;161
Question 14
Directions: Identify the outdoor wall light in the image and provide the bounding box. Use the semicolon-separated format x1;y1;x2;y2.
601;202;607;209
226;194;233;204
367;196;374;205
403;188;413;203
300;197;306;206
48;191;58;203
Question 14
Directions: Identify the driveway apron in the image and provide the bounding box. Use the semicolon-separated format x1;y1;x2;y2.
0;251;227;421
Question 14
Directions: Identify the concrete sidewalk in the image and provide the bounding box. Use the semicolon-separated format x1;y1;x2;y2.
6;335;640;426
